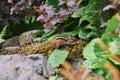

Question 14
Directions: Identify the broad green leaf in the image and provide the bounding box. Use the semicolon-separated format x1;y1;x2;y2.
83;58;106;69
83;38;108;69
72;12;81;18
101;33;118;44
78;30;97;39
83;39;97;59
101;16;119;43
0;38;5;43
105;16;118;33
48;49;69;68
108;40;119;54
78;28;90;39
78;24;98;39
108;39;120;65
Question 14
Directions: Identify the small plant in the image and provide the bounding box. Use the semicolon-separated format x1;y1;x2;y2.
0;26;7;43
33;0;106;42
34;0;79;32
82;14;120;80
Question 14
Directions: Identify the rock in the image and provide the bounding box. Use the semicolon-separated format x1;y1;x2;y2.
42;57;55;78
1;36;19;50
71;58;85;70
0;54;55;80
0;30;39;50
3;46;20;50
19;30;39;45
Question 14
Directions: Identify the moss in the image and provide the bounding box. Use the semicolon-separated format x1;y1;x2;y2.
65;40;88;59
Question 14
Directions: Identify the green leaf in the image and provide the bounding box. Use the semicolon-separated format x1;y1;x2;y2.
33;30;44;37
101;33;118;43
83;58;106;69
31;16;36;23
108;40;119;54
40;30;57;42
109;58;120;65
0;38;5;43
48;49;69;68
0;26;7;43
72;12;81;18
83;39;97;59
0;26;7;38
78;28;90;39
78;24;98;39
59;31;78;37
64;20;79;31
83;38;107;69
105;16;119;33
25;16;30;24
101;16;119;43
108;39;120;65
78;0;104;25
94;68;112;80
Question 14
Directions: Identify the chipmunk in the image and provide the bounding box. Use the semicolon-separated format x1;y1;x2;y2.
30;36;79;48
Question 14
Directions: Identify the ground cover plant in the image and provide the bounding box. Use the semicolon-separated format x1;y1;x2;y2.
0;0;120;80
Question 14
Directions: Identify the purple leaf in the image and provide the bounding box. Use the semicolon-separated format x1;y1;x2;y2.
68;7;79;13
50;16;60;25
8;0;13;3
45;5;54;11
43;23;57;32
39;5;46;11
103;4;117;11
42;5;55;16
44;28;52;33
67;0;75;7
43;25;52;33
10;5;20;15
58;8;70;17
37;15;50;22
58;0;66;5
